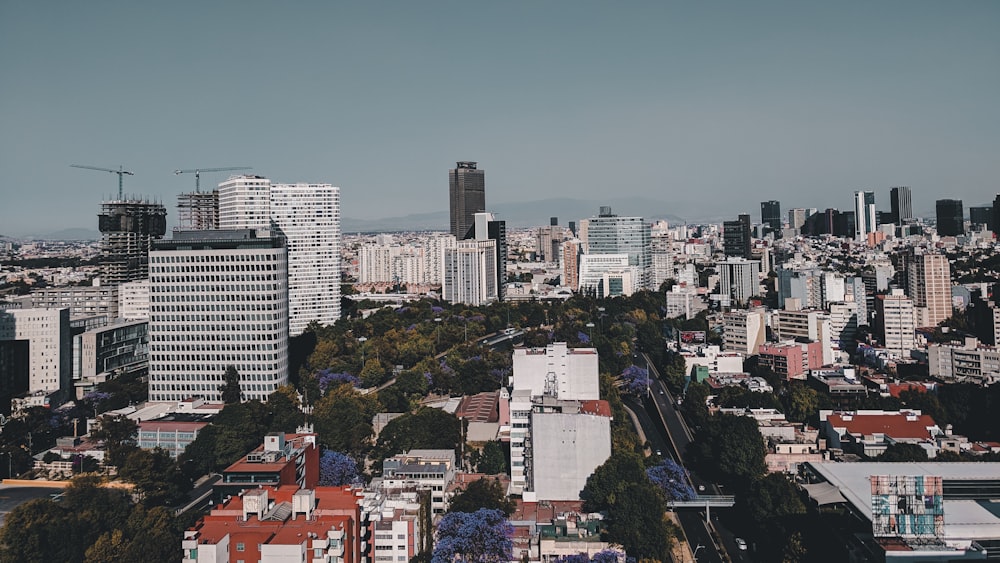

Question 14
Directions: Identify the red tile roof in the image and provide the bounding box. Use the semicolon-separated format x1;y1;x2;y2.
456;391;500;423
580;400;612;418
827;412;938;439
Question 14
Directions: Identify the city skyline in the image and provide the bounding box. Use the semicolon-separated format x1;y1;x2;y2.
2;2;999;236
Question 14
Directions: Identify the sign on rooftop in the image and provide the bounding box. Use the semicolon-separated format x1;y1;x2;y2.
870;475;944;539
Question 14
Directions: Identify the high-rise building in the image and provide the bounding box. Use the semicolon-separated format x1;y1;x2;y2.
890;186;912;225
0;307;71;399
98;199;167;286
218;175;271;231
854;191;877;241
562;239;582;291
761;200;781;235
176;191;219;231
650;230;674;290
907;251;952;327
993;194;1000;236
788;208;808;232
448;162;486;240
269;184;341;336
970;206;993;230
585;207;652;289
723;214;752;259
875;289;916;357
717;257;762;307
463;212;506;301
935;199;964;237
148;230;289;403
722;309;766;355
442;239;498;306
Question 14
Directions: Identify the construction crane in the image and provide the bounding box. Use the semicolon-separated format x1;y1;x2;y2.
70;164;134;200
174;166;252;192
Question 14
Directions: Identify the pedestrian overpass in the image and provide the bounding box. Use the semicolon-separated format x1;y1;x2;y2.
667;495;736;521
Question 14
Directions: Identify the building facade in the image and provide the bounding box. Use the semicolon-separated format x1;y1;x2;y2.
218;175;272;231
448;161;486;240
935;198;964;237
270;183;342;335
442;239;498;306
853;191;877;241
585;207;651;289
98;199;167;286
148;230;289;403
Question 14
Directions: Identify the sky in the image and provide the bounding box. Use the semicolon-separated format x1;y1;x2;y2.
1;1;998;235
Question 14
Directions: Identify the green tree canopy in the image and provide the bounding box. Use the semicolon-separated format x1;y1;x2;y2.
447;478;515;516
878;443;929;462
220;365;242;404
370;408;462;473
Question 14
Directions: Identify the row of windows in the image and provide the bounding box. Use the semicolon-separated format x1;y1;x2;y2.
152;343;278;352
150;372;281;382
151;263;278;273
152;284;282;293
151;333;284;342
153;324;282;333
152;253;279;264
152;314;279;322
151;363;284;373
150;383;278;392
151;353;280;362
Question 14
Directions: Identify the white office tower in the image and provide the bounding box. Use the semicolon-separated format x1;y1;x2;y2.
218;175;272;231
722;309;766;355
717;258;762;307
578;254;637;297
443;239;497;306
148;230;289;403
584;207;652;289
650;229;674;290
877;289;916;357
854;190;877;241
118;279;150;320
269;184;341;335
0;307;71;396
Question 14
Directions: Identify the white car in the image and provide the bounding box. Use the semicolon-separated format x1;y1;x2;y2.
735;538;747;551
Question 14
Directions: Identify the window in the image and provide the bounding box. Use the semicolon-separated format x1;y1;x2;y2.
236;542;245;552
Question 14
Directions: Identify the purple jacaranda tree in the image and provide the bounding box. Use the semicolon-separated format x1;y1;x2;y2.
577;331;591;344
619;365;650;395
431;508;512;563
316;369;361;392
646;459;696;501
318;450;362;486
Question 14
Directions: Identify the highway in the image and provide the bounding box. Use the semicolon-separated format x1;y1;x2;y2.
640;353;753;562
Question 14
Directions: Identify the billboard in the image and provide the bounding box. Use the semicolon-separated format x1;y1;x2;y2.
869;475;944;538
680;331;706;344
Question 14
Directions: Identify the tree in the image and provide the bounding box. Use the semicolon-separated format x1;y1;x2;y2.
447;478;515;516
783;383;819;423
318;450;362;486
688;414;766;490
470;440;508;475
646;459;696;501
370;408;461;472
605;481;675;560
84;529;127;563
581;452;648;513
431;509;512;563
312;384;380;459
118;448;192;508
220;365;242;404
265;386;305;433
90;414;138;468
878;443;929;462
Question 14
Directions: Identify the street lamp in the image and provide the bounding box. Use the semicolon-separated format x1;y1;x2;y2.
586;322;595;342
434;318;442;348
693;544;704;562
597;306;605;333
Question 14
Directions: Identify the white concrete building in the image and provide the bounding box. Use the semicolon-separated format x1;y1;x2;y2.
270;183;341;335
578;253;634;296
217;175;271;231
529;400;612;501
0;307;71;396
877;289;916;357
118;279;150;320
148;230;289;402
722;309;767;356
665;285;703;320
717;257;762;307
511;343;599;401
443;239;497;306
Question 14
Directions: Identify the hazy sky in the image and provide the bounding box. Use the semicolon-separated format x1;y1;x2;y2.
2;1;998;235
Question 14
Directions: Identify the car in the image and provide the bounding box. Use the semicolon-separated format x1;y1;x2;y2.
697;484;705;492
655;449;662;456
735;538;747;551
658;389;664;395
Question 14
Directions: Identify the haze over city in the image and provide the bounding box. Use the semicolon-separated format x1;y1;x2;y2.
2;1;999;236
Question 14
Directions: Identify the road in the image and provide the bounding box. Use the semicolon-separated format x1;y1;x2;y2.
641;353;754;562
0;485;63;526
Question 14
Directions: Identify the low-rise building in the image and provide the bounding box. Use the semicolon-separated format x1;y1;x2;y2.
216;433;320;501
820;410;943;458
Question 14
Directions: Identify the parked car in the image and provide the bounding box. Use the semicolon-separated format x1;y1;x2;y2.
735;538;747;551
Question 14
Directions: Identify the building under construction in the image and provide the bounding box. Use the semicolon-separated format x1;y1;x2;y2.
98;199;167;286
176;190;219;231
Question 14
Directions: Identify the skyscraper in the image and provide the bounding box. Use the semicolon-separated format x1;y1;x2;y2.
788;208;808;232
218;175;271;230
853;191;877;241
97;199;167;286
443;239;498;306
718;258;762;307
270;184;341;336
448;162;486;240
935;199;964;237
969;206;993;230
723;214;752;259
761;200;781;235
890;186;912;225
148;230;289;403
907;251;952;327
585;206;652;289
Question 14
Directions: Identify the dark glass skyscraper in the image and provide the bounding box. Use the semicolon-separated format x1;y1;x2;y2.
936;199;964;237
760;200;781;235
970;206;993;230
890;186;912;225
449;161;486;239
723;213;752;259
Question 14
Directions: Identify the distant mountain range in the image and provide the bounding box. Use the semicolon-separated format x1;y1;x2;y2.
342;196;695;233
